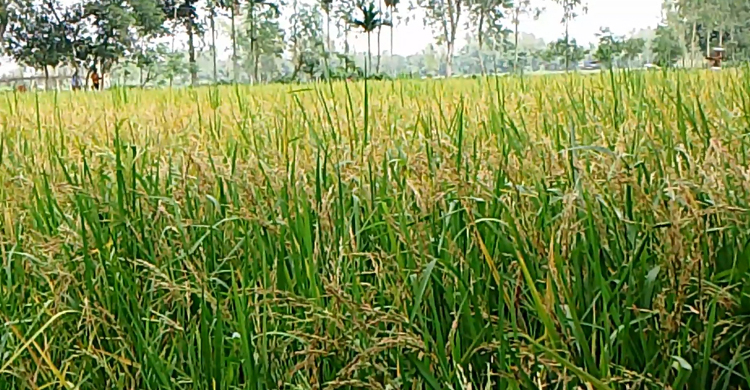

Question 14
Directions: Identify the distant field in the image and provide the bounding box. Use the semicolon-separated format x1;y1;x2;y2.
1;71;750;389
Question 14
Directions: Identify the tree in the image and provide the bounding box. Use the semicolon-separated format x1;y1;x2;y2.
418;0;465;77
384;0;399;58
3;0;76;88
593;27;623;68
240;3;283;82
335;0;356;54
132;43;167;86
511;0;544;73
320;0;334;60
288;0;324;80
680;0;703;65
375;0;384;73
162;0;203;86
70;0;167;85
163;47;190;86
246;0;280;83
350;0;389;75
651;24;683;67
544;36;585;69
79;1;135;74
621;36;645;67
421;43;440;75
0;0;9;40
206;0;219;82
467;0;511;74
553;0;586;70
213;0;240;82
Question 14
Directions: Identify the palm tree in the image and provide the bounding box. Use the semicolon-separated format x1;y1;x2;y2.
375;0;382;73
350;0;389;75
320;0;334;53
384;0;398;59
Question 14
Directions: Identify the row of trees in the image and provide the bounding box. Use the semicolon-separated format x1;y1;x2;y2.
0;0;197;85
532;0;750;71
0;0;596;85
3;0;747;87
648;0;750;67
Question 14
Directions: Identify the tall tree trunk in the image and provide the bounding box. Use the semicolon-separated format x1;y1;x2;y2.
326;14;332;53
44;67;49;90
250;6;256;84
344;27;350;54
210;2;218;83
254;53;261;83
492;40;498;73
477;12;485;75
564;20;570;71
514;8;520;73
390;8;395;57
0;4;7;40
706;28;711;58
690;21;697;67
376;0;383;73
324;12;331;79
231;2;239;83
376;26;382;73
446;42;454;77
187;21;197;87
252;12;259;85
367;32;372;76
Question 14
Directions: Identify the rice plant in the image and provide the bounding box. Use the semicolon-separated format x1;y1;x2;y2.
1;69;750;389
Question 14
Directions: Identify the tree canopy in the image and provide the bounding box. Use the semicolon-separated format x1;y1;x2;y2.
3;0;748;88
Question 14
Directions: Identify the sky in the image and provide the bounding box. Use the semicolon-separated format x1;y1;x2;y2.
350;0;664;56
0;0;664;74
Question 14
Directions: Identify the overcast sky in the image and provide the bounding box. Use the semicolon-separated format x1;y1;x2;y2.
353;0;664;56
1;0;664;73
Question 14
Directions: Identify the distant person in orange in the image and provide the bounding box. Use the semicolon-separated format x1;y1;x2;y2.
91;68;101;90
705;47;724;70
16;84;27;93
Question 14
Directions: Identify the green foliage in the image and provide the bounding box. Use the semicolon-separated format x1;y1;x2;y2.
593;27;623;67
3;0;76;73
1;0;184;75
349;0;389;73
237;5;284;81
416;0;464;75
552;0;586;69
651;24;683;67
287;0;325;79
544;37;586;69
621;36;646;64
79;0;140;72
665;0;750;63
467;0;512;49
350;0;389;34
161;47;190;85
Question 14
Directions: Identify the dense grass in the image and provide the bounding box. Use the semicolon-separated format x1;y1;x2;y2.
1;70;750;389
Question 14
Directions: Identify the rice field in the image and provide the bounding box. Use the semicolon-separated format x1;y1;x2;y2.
1;70;750;390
